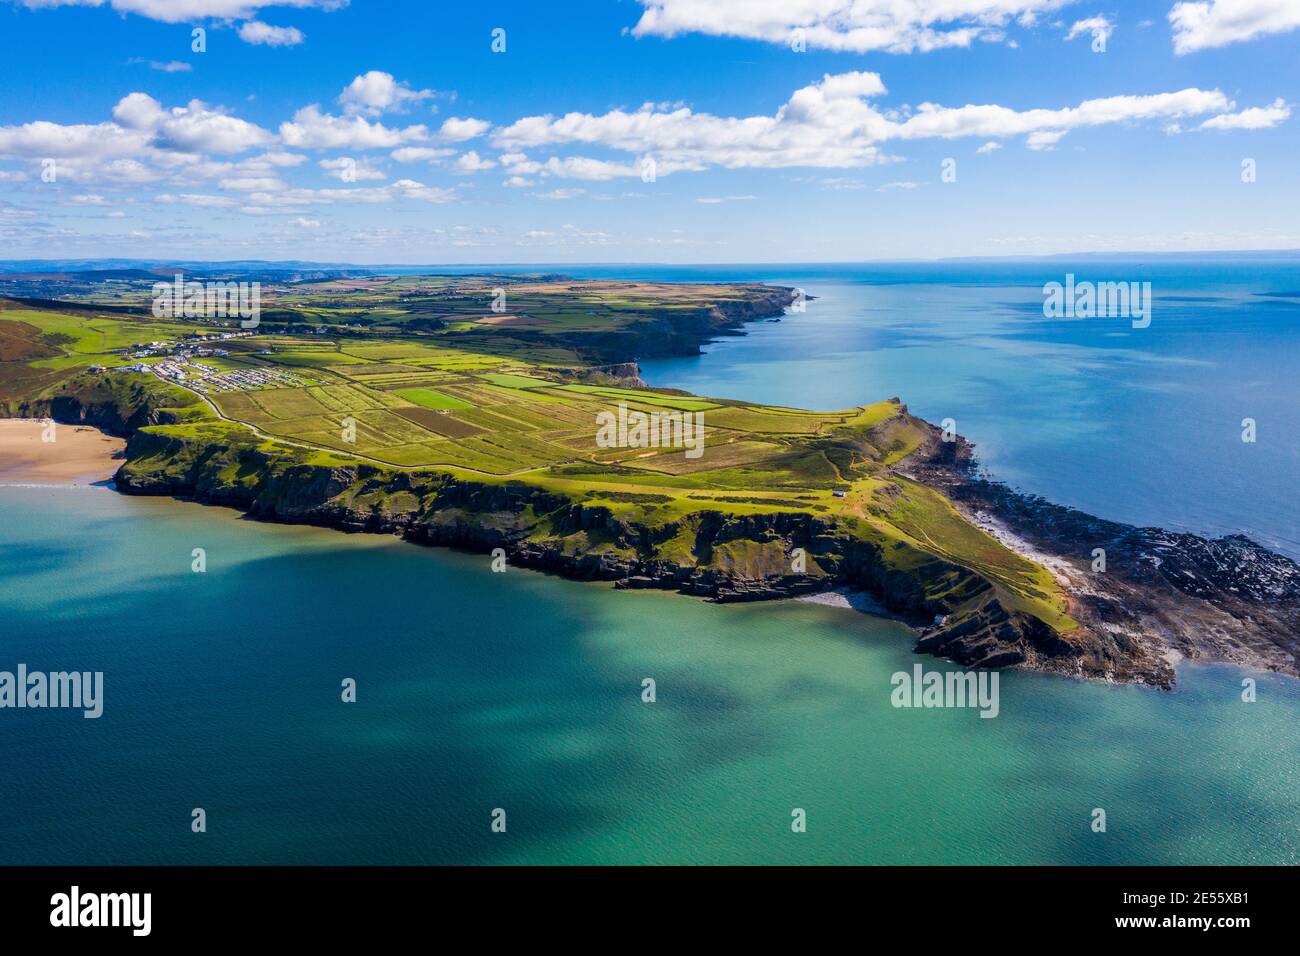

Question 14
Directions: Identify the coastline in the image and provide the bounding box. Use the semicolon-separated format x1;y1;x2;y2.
0;419;124;486
5;279;1296;690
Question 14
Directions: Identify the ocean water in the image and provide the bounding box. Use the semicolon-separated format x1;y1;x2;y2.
630;260;1300;559
1;485;1298;865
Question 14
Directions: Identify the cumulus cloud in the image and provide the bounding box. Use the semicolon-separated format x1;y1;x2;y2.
279;104;427;149
453;150;495;173
0;93;273;171
238;21;304;47
438;117;491;141
340;71;433;115
629;0;1070;53
113;93;275;153
493;72;1246;177
1170;0;1300;53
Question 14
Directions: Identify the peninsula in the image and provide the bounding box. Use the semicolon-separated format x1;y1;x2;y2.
2;269;1296;688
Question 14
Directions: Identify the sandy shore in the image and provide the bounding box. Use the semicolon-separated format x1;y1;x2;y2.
0;419;125;485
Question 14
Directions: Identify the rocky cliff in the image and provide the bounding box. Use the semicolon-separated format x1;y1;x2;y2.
908;438;1300;685
101;418;1163;684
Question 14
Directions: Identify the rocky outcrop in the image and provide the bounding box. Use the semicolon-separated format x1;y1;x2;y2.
908;433;1300;685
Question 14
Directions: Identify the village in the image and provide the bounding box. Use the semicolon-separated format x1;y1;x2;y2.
97;330;321;394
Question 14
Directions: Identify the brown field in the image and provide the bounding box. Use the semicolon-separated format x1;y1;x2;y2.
391;406;484;438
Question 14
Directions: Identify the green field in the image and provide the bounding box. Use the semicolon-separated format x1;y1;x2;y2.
392;387;474;410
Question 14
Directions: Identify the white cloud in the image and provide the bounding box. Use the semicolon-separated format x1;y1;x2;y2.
238;21;304;47
976;140;1003;153
0;93;272;169
453;150;495;173
1065;16;1115;45
238;179;456;207
69;193;107;204
438;117;490;141
390;146;454;162
0;120;147;159
129;59;193;72
630;0;1070;53
696;194;756;203
15;1;340;26
493;73;1243;176
319;156;386;180
876;180;918;190
220;175;285;191
290;216;321;227
1170;0;1300;53
157;192;237;208
340;71;433;115
896;88;1233;139
541;156;640;180
536;188;585;200
1026;129;1067;149
279;105;427;149
1199;97;1291;129
112;93;275;153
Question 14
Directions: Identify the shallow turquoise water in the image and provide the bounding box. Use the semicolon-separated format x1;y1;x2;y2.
1;486;1297;865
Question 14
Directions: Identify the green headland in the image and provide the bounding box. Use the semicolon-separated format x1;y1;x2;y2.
4;270;1250;687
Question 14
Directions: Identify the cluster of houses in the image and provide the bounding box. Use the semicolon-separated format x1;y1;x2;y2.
148;359;315;395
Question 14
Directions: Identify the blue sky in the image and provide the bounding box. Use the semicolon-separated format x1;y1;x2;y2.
0;0;1297;263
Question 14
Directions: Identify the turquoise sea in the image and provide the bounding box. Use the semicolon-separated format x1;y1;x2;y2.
1;260;1298;865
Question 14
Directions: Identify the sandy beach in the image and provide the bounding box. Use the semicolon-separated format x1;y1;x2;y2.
0;419;125;485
